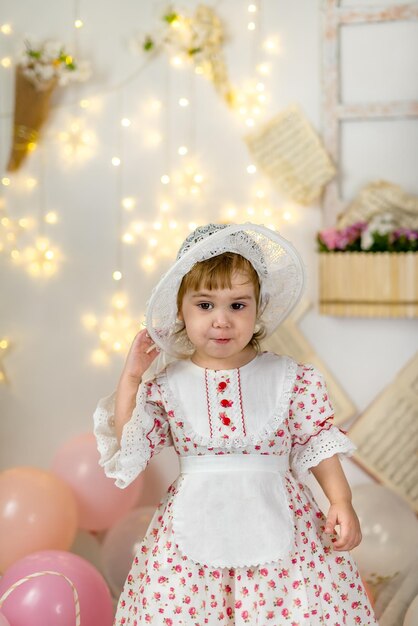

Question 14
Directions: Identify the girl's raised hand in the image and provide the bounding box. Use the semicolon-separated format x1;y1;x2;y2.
324;501;362;551
121;328;159;383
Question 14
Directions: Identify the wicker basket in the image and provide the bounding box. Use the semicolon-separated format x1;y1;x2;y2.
319;252;418;317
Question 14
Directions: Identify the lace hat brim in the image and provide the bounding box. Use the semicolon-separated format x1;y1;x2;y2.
145;223;305;356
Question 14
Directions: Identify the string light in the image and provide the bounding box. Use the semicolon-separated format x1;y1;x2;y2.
121;117;131;127
1;57;12;68
112;270;122;281
179;98;189;107
1;177;10;187
13;237;60;277
44;211;58;224
178;145;188;156
0;24;12;35
111;156;121;166
161;174;170;185
247;164;257;174
83;293;139;364
248;4;257;12
263;36;281;54
74;19;83;28
247;22;256;31
121;197;135;210
58;120;95;161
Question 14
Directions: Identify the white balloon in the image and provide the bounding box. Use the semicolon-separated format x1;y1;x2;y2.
101;506;155;597
404;594;418;626
71;529;104;574
351;484;418;581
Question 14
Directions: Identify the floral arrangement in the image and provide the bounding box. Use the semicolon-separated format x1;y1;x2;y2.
318;213;418;253
19;39;89;89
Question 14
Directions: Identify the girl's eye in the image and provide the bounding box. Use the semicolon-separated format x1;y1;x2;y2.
197;302;213;310
231;303;245;310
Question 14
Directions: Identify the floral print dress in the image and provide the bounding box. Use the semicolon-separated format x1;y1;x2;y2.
93;352;378;626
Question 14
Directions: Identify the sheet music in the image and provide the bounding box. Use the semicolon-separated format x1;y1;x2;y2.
349;352;418;513
245;106;336;205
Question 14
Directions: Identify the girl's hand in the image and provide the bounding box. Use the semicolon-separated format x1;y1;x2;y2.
324;500;362;551
121;329;159;383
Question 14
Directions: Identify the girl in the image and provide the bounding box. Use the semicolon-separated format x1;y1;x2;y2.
94;223;377;625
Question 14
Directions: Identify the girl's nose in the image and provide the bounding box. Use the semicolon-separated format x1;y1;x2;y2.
213;311;231;328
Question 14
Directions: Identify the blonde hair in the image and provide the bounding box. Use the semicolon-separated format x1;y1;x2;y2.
176;252;266;351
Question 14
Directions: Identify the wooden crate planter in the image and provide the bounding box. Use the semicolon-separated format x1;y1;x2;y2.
319;252;418;317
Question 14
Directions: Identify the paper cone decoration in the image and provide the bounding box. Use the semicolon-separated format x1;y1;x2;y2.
7;67;57;172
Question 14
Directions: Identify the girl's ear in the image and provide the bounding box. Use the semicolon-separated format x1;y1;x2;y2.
177;310;183;322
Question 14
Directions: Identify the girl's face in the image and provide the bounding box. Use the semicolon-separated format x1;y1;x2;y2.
179;270;258;369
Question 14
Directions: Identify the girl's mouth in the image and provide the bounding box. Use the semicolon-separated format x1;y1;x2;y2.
213;338;231;344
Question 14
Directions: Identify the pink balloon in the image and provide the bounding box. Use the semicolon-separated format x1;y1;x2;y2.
0;467;78;572
0;612;11;626
52;432;144;531
0;550;114;626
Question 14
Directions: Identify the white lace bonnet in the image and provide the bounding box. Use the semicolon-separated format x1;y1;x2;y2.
145;222;305;356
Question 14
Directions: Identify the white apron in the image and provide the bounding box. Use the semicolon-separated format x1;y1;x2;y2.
172;454;294;569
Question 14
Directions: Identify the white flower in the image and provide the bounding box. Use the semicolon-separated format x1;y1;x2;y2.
361;228;374;250
37;64;55;82
42;39;64;62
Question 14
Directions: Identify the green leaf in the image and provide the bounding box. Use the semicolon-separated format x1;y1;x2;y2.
143;36;154;51
163;12;179;24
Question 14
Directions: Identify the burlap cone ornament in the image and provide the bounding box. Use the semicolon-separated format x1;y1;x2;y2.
7;66;57;172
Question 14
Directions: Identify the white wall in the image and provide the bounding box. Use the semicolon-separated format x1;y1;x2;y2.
1;0;417;504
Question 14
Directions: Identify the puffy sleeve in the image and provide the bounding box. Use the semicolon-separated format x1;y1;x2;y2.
93;378;173;488
288;364;356;480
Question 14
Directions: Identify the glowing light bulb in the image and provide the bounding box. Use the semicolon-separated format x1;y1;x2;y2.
122;197;135;210
257;63;270;75
26;177;37;189
179;98;189;107
121;118;131;127
283;211;292;221
122;233;134;244
1;57;11;68
178;146;188;156
1;177;10;186
161;175;170;185
247;164;257;174
245;118;255;127
160;201;170;212
170;55;183;67
113;270;122;281
0;24;12;35
74;19;83;28
45;211;58;224
263;36;280;54
248;22;256;31
112;157;121;166
79;99;90;108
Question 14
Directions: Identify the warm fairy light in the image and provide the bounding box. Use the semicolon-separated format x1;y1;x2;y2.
1;177;10;186
170;55;183;67
26;177;38;189
0;339;9;350
246;206;255;215
148;99;162;113
84;293;139;363
161;174;170;185
153;221;162;231
179;98;189;107
1;57;11;68
188;222;197;230
79;99;90;108
256;189;266;199
169;220;177;230
178;146;188;156
122;197;135;210
141;255;156;270
257;63;271;75
263;36;281;54
122;232;134;244
149;237;158;247
247;22;256;31
15;237;60;277
194;65;204;75
45;211;58;224
233;82;268;125
247;164;257;174
160;201;171;212
248;4;257;12
0;24;12;35
74;19;83;28
144;131;162;147
283;210;292;221
112;157;121;166
58;120;95;160
112;270;123;281
121;118;131;127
